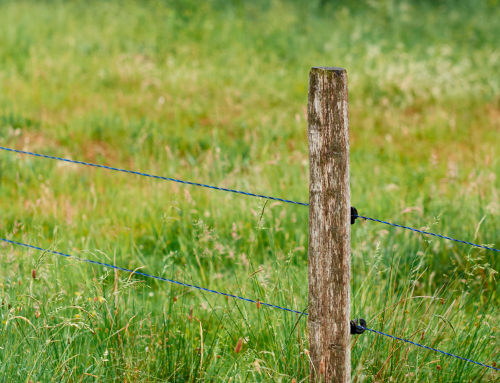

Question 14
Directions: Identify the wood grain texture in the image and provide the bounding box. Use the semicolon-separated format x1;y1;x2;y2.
308;67;351;383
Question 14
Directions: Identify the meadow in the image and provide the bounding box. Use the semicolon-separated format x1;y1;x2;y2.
1;0;500;381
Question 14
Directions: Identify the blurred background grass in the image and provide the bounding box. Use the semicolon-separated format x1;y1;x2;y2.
0;0;499;382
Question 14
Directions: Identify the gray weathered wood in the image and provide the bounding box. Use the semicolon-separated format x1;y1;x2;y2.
308;67;351;383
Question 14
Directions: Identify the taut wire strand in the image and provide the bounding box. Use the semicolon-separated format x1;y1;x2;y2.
356;215;500;253
360;326;500;372
1;146;498;253
2;236;499;373
0;146;307;206
0;237;305;315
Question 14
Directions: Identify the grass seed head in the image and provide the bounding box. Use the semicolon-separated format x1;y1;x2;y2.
234;338;242;353
292;379;297;383
319;360;325;374
493;362;497;367
436;365;442;370
253;359;261;373
256;299;261;309
36;311;40;319
32;269;36;279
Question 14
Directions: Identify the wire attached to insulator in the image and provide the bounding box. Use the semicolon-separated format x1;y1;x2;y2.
350;318;366;335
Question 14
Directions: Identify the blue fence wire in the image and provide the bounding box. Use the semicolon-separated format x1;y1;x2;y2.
2;146;500;373
0;236;304;315
0;146;307;206
357;215;500;253
1;146;498;253
360;326;500;372
2;236;498;373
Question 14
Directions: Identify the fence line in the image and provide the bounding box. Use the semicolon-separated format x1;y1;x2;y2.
2;236;498;373
0;236;304;315
2;145;499;374
1;146;498;254
357;215;500;253
360;326;500;372
0;146;307;205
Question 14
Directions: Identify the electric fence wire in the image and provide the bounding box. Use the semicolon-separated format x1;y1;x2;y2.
2;236;498;373
356;215;500;253
360;326;500;372
0;237;304;315
0;146;308;206
2;146;500;373
1;146;498;253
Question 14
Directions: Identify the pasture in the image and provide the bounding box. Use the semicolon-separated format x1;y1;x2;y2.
0;0;500;381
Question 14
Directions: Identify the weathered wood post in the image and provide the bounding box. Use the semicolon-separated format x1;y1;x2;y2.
308;67;351;383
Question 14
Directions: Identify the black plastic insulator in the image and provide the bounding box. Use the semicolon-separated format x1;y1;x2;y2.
351;206;358;225
350;318;366;335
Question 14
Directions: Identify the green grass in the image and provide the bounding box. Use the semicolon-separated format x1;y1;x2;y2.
1;0;500;381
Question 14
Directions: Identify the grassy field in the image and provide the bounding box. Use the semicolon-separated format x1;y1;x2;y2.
1;0;500;381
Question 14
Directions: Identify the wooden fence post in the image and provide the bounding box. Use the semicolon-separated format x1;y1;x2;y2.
308;67;351;383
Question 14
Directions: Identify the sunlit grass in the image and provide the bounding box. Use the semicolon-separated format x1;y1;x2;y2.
1;0;500;381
